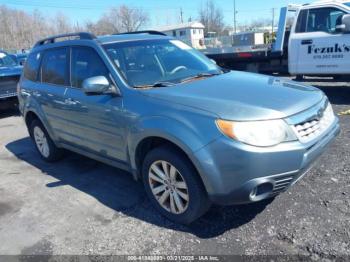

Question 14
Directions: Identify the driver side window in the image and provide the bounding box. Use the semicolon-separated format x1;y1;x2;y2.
70;47;110;89
306;8;346;33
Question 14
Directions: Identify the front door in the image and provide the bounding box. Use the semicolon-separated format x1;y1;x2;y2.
63;46;127;162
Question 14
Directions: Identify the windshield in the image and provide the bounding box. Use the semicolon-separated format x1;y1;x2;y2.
344;2;350;7
103;39;223;87
0;52;17;67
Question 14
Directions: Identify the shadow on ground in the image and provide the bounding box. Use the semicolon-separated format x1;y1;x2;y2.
6;137;272;238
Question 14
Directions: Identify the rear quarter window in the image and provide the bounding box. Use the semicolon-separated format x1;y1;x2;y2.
23;52;41;81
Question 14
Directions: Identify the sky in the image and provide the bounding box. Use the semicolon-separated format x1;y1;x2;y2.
0;0;308;28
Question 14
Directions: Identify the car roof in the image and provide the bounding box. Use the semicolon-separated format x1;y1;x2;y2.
31;31;171;52
97;33;171;45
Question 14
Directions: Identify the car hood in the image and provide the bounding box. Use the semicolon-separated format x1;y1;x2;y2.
0;66;22;77
141;71;324;121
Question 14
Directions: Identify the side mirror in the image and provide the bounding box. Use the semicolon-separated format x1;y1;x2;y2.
82;76;117;96
336;14;350;33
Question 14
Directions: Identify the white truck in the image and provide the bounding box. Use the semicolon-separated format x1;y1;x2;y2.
204;0;350;79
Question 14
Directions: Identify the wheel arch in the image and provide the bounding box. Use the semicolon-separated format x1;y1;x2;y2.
127;115;218;192
133;135;209;194
24;110;58;144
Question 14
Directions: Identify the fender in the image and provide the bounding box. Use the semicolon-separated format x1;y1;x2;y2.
127;115;221;190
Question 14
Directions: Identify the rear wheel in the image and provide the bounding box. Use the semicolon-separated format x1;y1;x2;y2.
142;145;210;224
30;119;64;162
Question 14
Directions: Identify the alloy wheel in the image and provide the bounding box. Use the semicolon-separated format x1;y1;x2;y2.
33;126;50;158
148;160;189;214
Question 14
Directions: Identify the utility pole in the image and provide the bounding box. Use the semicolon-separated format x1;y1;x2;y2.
272;8;275;34
233;0;237;34
180;8;184;23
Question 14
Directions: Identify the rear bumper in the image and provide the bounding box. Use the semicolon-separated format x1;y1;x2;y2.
193;119;340;205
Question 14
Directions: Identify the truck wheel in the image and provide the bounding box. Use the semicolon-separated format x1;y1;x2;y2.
142;145;211;224
29;119;64;162
295;75;304;81
333;75;343;81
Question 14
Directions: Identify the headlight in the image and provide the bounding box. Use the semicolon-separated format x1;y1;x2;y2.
216;119;292;147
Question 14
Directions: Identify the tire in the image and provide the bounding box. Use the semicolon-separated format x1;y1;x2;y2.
29;119;64;162
142;145;211;224
295;75;304;81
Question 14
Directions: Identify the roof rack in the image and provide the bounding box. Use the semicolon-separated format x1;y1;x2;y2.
114;30;167;36
34;32;96;47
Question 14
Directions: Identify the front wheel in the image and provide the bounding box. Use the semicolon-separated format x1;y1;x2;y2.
142;146;210;224
30;119;64;162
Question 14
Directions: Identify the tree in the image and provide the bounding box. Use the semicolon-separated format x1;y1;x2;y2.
0;4;149;51
118;5;149;32
199;0;225;36
52;12;73;35
87;5;149;35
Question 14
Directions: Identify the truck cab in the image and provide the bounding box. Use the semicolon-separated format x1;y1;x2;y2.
288;0;350;75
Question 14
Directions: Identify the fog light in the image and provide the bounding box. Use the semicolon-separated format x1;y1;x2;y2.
250;183;274;200
256;183;274;196
250;187;258;198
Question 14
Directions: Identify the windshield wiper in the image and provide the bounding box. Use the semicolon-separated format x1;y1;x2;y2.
134;81;175;89
180;72;221;83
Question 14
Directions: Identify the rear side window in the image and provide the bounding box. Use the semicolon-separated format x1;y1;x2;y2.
71;47;110;89
23;52;41;81
41;48;68;86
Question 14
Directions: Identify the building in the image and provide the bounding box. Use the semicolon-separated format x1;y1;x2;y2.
152;22;206;49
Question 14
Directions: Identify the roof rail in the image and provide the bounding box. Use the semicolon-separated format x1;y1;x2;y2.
34;32;96;47
114;30;167;36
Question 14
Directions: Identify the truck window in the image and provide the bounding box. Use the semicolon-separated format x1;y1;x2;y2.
306;8;346;33
23;52;41;82
295;9;308;33
41;48;68;86
70;47;110;89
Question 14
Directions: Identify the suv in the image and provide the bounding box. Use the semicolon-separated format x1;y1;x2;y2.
18;32;340;224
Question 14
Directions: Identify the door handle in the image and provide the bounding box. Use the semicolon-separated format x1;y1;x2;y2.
65;98;80;106
301;39;313;45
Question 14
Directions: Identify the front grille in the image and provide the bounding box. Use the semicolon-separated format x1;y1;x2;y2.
0;92;17;99
293;103;335;143
272;174;295;194
0;75;20;99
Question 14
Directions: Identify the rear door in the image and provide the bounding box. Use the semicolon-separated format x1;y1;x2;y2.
290;7;350;75
37;47;70;139
63;46;126;162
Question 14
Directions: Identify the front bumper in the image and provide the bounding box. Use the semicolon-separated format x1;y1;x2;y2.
193;118;340;205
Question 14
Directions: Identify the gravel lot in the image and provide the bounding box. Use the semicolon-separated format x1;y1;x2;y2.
0;79;349;259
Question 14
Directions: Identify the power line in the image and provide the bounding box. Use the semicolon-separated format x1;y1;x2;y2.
1;0;281;13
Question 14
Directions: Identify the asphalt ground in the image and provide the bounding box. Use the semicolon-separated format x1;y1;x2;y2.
0;79;349;260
